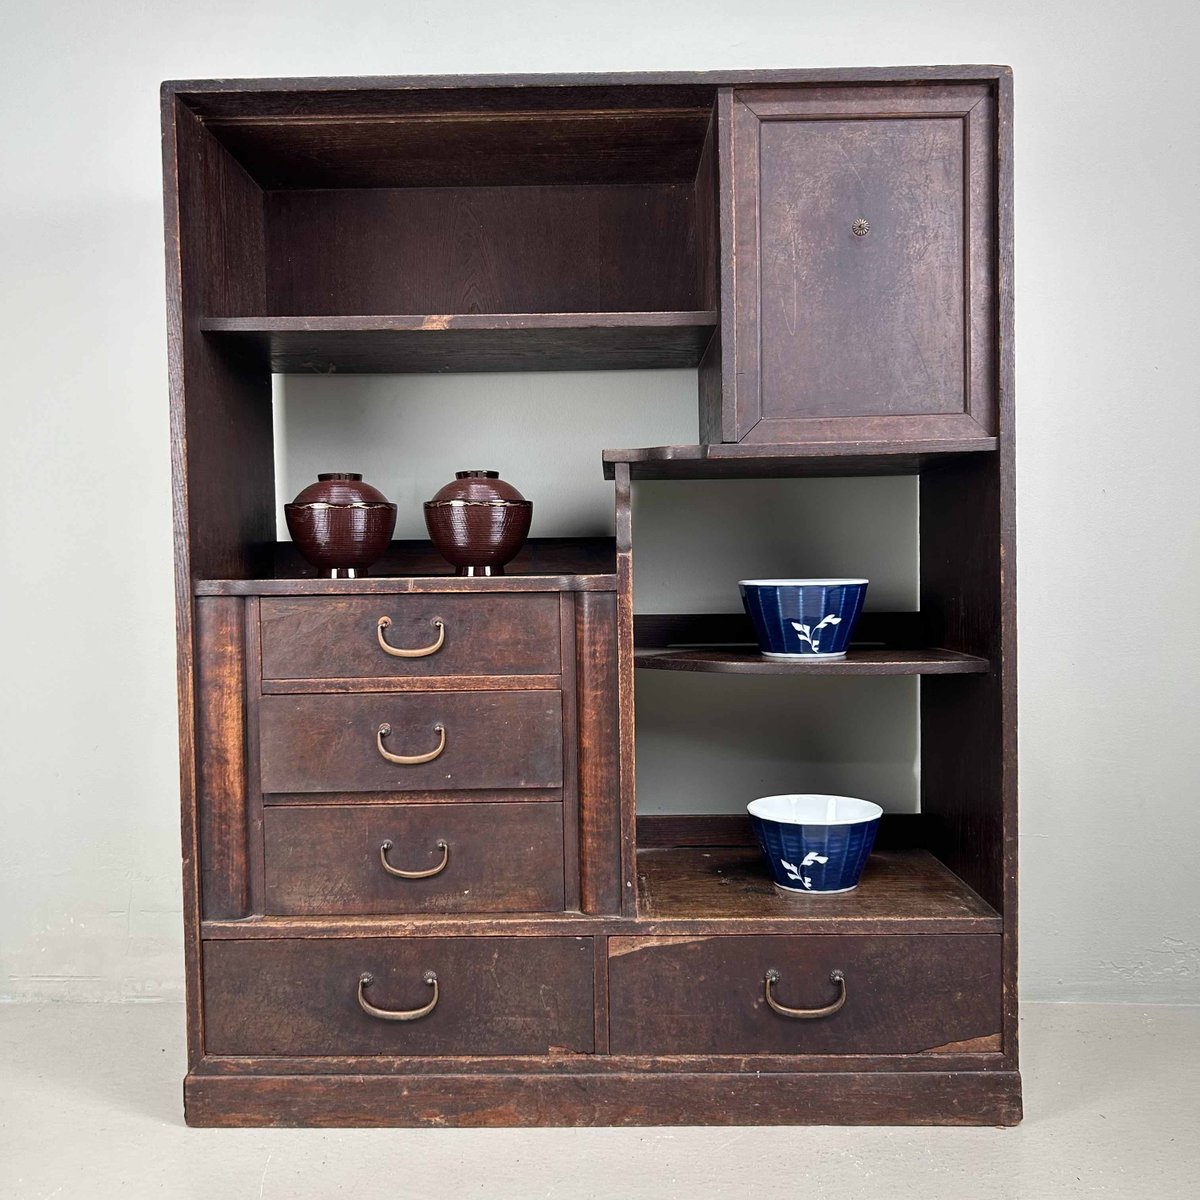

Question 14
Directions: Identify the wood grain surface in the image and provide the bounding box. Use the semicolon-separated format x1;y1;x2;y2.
259;691;564;793
259;593;561;680
203;936;594;1056
607;933;1001;1055
263;802;565;915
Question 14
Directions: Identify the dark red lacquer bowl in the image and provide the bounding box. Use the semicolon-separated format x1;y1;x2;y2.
284;472;397;578
424;470;532;576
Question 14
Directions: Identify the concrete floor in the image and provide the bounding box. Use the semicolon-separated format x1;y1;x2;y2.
1;1003;1197;1198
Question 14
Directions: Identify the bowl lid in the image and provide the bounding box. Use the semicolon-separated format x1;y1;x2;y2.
289;472;392;507
429;470;527;505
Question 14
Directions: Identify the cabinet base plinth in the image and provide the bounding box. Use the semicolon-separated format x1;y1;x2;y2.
184;1068;1022;1128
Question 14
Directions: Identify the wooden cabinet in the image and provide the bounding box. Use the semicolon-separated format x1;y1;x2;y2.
166;67;1017;1128
716;84;997;445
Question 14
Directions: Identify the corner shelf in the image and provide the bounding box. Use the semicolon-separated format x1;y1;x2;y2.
632;613;989;678
635;646;988;676
200;311;718;374
603;439;998;479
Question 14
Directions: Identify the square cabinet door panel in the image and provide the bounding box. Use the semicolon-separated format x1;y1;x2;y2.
730;85;996;443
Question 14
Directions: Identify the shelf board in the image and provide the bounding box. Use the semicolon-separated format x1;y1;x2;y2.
634;646;989;676
195;574;617;597
200;311;717;373
603;439;998;479
636;847;999;933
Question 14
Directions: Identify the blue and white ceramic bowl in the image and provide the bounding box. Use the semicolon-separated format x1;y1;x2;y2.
739;579;868;659
748;794;882;894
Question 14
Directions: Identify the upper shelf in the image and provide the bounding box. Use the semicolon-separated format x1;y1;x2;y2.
201;312;717;374
603;439;998;479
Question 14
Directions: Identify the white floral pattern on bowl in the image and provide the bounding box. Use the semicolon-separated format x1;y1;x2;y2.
790;615;841;653
780;851;830;890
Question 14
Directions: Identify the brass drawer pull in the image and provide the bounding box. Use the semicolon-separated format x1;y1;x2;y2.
764;968;847;1019
357;971;439;1021
376;722;446;765
379;838;449;879
377;615;445;658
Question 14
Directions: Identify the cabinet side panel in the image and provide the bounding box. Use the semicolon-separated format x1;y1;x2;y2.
919;458;1004;914
171;99;274;582
577;590;622;914
196;598;250;919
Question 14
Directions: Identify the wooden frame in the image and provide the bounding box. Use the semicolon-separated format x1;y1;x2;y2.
164;65;1018;1127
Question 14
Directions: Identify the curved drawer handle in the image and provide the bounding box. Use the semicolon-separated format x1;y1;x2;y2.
377;615;445;658
764;969;847;1019
357;971;439;1022
376;722;446;765
379;838;449;879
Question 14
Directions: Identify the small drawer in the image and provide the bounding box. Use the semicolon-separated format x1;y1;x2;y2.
203;936;594;1056
263;801;565;915
607;934;1001;1056
259;691;563;793
259;594;561;681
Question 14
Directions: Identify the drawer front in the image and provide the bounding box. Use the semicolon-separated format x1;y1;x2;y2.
260;594;561;680
203;936;594;1056
263;802;565;915
259;691;563;793
608;934;1001;1055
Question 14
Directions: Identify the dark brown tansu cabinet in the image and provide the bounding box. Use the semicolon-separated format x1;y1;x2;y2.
163;66;1018;1127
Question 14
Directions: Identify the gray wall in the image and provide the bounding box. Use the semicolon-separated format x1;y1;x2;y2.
2;0;1198;1006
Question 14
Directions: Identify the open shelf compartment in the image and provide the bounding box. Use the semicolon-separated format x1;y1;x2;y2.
636;847;999;932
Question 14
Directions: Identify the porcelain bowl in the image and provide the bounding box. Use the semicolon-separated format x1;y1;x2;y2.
739;579;868;659
747;794;883;894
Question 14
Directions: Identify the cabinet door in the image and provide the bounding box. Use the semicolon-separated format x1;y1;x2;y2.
726;84;997;443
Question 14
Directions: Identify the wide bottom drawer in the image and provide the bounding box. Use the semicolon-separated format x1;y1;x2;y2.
204;937;594;1056
607;934;1001;1055
263;802;565;915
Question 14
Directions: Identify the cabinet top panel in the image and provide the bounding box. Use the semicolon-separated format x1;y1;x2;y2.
163;69;1009;190
163;66;1011;114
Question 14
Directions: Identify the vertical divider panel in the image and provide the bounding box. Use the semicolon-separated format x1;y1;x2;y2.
195;597;250;920
560;592;582;911
698;89;737;444
243;597;265;915
593;935;611;1054
614;463;637;916
576;588;622;915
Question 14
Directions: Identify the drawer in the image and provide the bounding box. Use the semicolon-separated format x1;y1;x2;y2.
259;691;563;793
259;594;561;680
203;936;594;1056
607;934;1001;1055
263;802;565;915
